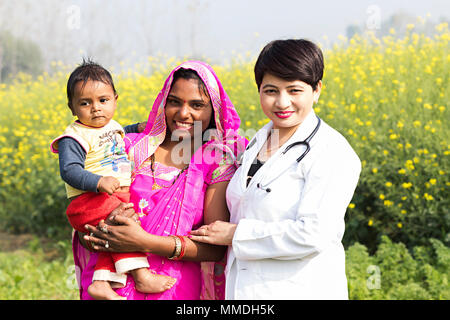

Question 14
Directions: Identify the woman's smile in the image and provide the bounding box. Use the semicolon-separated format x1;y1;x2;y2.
274;111;295;119
174;120;194;130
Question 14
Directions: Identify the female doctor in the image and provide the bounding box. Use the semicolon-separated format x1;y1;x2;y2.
190;39;361;299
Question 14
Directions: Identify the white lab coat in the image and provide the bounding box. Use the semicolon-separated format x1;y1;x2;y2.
225;110;361;300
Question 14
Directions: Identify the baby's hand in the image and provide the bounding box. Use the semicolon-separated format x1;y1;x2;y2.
97;176;120;195
137;121;147;133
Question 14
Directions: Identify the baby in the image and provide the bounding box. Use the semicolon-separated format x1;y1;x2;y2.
51;60;176;300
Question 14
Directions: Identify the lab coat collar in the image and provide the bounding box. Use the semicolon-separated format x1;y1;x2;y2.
241;109;319;189
239;123;270;190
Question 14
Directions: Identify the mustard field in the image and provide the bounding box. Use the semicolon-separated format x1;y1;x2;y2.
0;24;448;252
0;23;449;300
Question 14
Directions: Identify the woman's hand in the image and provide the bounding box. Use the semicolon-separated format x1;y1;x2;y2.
189;220;237;246
104;202;140;226
83;215;149;253
77;202;140;252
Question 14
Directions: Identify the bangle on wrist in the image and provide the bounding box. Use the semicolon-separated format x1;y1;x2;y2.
168;235;182;260
168;235;186;260
173;236;186;261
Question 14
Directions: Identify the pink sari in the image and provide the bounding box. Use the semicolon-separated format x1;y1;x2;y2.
72;61;247;300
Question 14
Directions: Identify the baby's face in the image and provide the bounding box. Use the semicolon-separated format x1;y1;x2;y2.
70;80;117;128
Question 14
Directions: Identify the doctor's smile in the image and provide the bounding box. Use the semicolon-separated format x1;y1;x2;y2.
274;111;295;119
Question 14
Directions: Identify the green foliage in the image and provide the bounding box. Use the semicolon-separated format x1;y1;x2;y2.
0;247;78;300
1;234;447;300
0;30;44;82
346;235;450;299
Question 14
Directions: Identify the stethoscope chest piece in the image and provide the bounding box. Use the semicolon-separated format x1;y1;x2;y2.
257;183;271;193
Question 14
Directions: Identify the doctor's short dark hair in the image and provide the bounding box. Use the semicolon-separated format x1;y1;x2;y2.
66;58;117;107
254;39;324;91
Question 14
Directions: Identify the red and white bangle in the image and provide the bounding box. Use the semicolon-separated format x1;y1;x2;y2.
175;236;186;261
168;235;186;260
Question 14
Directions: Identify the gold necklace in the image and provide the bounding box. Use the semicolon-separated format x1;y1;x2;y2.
150;153;189;191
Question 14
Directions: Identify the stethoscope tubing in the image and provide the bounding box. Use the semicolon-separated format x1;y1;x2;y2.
253;115;322;192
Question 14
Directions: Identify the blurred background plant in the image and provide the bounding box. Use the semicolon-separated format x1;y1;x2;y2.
346;236;449;300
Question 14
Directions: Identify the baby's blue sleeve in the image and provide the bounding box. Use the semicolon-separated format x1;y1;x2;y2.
123;123;140;134
58;137;101;193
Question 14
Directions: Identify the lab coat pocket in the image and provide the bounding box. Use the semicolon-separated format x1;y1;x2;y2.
253;260;308;299
256;259;305;282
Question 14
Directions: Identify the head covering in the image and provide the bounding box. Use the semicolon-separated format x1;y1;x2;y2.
125;60;246;171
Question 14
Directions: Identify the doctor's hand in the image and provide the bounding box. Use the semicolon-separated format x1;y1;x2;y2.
189;221;237;246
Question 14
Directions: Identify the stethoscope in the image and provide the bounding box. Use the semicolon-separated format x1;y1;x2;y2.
248;115;321;193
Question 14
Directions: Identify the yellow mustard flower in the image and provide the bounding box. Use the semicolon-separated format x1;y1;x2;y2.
424;193;434;201
384;200;394;207
402;182;413;189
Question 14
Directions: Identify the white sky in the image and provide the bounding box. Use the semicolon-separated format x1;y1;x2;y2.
4;0;450;68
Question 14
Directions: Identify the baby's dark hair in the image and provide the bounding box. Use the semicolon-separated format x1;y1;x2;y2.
254;39;324;91
67;58;116;106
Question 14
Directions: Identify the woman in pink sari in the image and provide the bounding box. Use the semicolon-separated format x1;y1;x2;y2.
75;61;247;300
